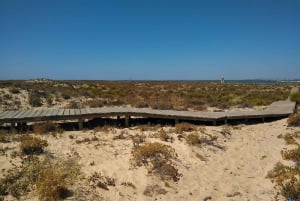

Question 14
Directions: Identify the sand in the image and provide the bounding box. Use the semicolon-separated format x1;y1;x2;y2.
1;118;299;201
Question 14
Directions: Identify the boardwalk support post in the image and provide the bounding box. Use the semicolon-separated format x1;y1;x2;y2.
125;115;129;127
224;118;227;125
175;118;179;124
213;121;216;126
78;119;83;130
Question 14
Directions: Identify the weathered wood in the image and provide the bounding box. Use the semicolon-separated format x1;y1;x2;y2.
57;109;64;116
0;99;296;126
69;109;75;116
3;110;20;119
63;109;70;116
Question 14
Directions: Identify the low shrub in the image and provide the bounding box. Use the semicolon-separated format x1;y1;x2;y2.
20;136;48;155
281;146;300;164
287;114;300;126
9;88;20;94
36;158;81;201
88;172;116;191
175;122;195;133
185;133;200;145
131;142;180;181
33;122;63;135
29;93;43;107
0;156;44;199
291;91;300;104
0;130;10;143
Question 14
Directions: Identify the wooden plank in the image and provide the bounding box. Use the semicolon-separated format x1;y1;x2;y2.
57;109;64;116
51;109;59;116
74;109;81;116
69;109;75;116
13;110;27;119
40;110;49;117
25;109;38;118
4;110;21;119
18;110;32;118
5;110;19;119
43;109;53;117
63;109;70;116
0;111;15;119
80;108;87;115
32;109;44;117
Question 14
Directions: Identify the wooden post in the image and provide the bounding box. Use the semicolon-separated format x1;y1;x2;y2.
175;119;179;124
213;121;216;126
224;118;227;125
125;115;129;127
262;117;265;122
78;119;83;130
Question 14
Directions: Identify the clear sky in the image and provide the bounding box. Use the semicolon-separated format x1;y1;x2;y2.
0;0;299;80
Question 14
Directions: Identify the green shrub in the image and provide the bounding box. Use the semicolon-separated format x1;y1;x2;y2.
291;91;300;104
29;93;43;107
20;136;48;155
0;156;44;199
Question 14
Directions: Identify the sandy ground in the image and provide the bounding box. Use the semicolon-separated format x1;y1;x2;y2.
1;118;299;201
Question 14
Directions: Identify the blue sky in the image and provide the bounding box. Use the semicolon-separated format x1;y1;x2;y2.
0;0;299;80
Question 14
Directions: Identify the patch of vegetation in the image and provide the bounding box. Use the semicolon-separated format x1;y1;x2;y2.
0;130;10;143
175;122;195;133
9;88;20;94
33;122;63;135
36;158;81;201
29;91;43;107
88;172;116;191
20;135;48;155
143;184;167;197
0;155;81;201
278;133;299;145
287;114;300;126
291;91;300;104
131;142;181;181
267;133;300;200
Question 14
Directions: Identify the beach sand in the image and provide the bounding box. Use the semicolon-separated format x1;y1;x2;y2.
1;118;298;201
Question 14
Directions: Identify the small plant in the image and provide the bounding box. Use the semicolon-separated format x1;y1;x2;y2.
288;114;300;126
0;130;10;143
175;122;195;133
9;88;20;94
281;146;300;164
20;136;48;155
36;158;81;201
143;185;167;197
131;142;181;181
159;129;173;142
29;92;43;107
88;172;116;191
185;133;200;145
278;133;299;145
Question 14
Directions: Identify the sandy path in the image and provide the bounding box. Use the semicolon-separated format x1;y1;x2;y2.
172;119;291;201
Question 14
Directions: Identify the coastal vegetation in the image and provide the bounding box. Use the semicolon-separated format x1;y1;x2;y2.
0;80;293;111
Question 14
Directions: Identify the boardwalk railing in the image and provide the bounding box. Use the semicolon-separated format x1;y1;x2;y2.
0;99;296;128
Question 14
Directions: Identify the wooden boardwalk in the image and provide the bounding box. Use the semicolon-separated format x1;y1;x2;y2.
0;99;296;127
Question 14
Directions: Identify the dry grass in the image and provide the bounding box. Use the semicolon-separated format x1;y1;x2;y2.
131;142;181;181
88;172;116;191
20;135;48;155
175;122;195;133
33;122;63;135
267;135;300;200
287;114;300;126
